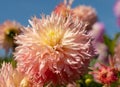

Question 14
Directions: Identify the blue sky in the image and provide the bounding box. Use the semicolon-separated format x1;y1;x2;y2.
0;0;119;38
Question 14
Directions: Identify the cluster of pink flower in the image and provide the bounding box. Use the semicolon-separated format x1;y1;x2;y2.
0;0;119;87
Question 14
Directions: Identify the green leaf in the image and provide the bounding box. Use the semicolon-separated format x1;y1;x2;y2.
103;34;115;55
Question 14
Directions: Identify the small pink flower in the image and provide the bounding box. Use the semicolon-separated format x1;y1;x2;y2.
0;63;30;87
0;20;21;53
90;58;118;85
15;13;95;86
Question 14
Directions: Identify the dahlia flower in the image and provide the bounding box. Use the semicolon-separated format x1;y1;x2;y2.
15;13;95;86
71;5;97;29
0;20;21;53
90;58;118;85
0;63;30;87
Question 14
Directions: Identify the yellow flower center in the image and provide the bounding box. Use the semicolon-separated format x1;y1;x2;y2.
41;27;64;47
5;28;19;40
20;77;30;87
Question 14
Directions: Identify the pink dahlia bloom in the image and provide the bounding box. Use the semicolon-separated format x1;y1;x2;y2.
71;5;97;29
15;13;95;86
0;20;21;53
0;63;30;87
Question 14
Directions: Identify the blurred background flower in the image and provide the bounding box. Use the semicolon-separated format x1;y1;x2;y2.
0;20;21;55
71;5;97;30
